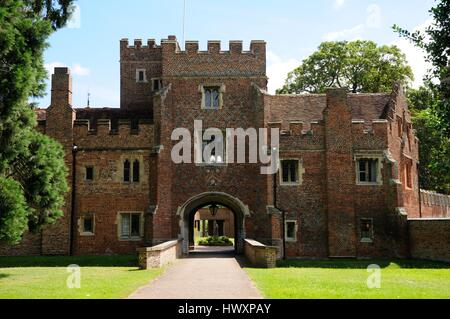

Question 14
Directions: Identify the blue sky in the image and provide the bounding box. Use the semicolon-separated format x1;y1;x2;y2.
35;0;436;108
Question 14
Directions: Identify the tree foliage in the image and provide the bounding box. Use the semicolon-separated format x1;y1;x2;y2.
407;86;450;194
395;0;450;194
0;0;74;244
394;0;450;136
277;40;414;94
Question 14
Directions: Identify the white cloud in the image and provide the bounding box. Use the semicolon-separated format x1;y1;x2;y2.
393;19;433;88
334;0;345;10
66;4;81;29
267;51;301;94
324;24;365;41
323;4;382;41
45;62;90;77
366;4;382;29
72;64;90;76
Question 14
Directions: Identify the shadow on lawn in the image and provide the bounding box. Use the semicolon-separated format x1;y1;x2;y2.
0;255;139;268
0;274;10;279
276;259;450;269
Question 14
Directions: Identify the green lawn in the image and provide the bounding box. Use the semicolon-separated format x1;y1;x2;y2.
245;259;450;299
0;255;163;299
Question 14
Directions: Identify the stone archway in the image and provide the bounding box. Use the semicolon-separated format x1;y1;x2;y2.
176;192;251;255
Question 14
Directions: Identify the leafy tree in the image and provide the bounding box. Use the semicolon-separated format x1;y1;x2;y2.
394;0;449;194
0;0;74;244
407;85;450;194
277;40;414;94
394;0;450;136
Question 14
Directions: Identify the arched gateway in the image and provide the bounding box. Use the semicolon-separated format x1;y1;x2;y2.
176;192;251;255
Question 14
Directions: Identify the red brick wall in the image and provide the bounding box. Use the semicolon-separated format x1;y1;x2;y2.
120;39;162;111
420;191;450;218
409;219;450;262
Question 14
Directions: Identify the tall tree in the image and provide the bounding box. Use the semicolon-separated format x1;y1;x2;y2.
407;86;450;194
277;40;414;94
0;0;74;244
394;0;450;194
394;0;450;135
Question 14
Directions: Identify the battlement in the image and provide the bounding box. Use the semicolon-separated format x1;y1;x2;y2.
74;118;153;136
120;38;163;61
351;119;389;135
268;120;324;136
120;36;266;77
120;36;265;55
73;118;154;149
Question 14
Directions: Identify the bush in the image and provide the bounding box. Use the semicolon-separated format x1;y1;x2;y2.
197;236;233;247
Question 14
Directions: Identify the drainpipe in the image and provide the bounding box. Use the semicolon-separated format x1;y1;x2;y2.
273;172;286;260
69;144;78;256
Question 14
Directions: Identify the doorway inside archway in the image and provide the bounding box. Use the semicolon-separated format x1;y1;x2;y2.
178;192;249;255
191;205;236;254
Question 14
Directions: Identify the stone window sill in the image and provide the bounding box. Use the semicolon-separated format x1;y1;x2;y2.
195;163;228;168
356;182;383;186
119;237;143;242
280;182;302;187
361;238;374;243
80;232;95;237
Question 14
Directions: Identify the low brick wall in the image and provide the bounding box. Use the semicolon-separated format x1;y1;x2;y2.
244;239;278;268
420;190;450;218
409;218;450;263
137;239;182;269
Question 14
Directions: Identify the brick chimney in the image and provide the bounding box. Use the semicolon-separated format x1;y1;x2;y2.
51;67;72;107
323;88;357;258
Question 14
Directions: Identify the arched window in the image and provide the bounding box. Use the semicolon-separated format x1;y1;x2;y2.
133;160;140;183
123;160;130;182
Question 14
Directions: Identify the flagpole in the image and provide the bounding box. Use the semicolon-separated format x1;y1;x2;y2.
182;0;186;50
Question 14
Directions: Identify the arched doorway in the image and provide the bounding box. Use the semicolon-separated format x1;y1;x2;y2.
177;192;250;255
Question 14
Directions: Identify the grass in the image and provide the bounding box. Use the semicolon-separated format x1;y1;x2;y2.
0;255;164;299
245;259;450;299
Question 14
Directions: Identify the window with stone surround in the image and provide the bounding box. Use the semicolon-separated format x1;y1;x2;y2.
123;160;131;182
133;160;140;183
196;129;226;165
85;166;94;181
119;212;143;240
355;154;383;185
280;160;302;185
358;159;378;183
360;218;374;243
152;78;162;91
79;213;95;236
285;220;298;242
136;69;147;83
123;158;141;183
200;84;225;110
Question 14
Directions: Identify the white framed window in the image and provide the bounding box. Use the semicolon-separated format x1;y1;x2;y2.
280;159;302;186
354;153;383;185
285;220;298;242
136;69;147;83
152;78;162;91
119;212;143;240
360;218;374;243
79;213;95;236
199;84;225;110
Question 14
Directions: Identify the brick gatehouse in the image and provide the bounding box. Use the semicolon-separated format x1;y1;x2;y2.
2;35;447;259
